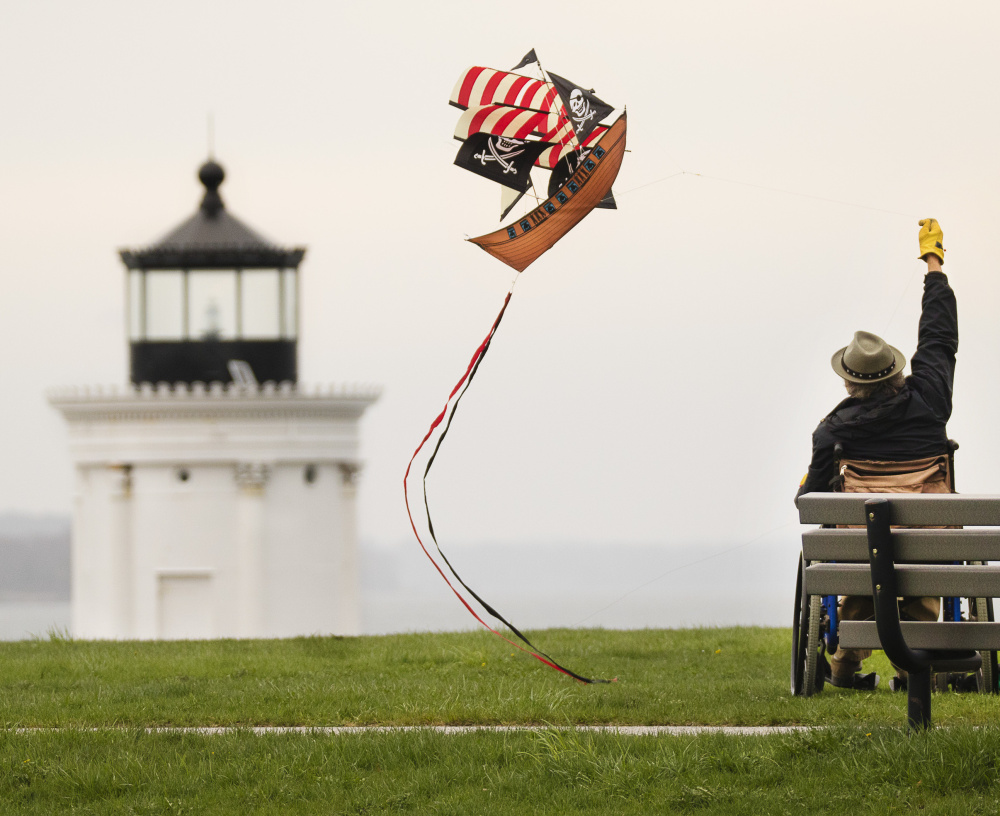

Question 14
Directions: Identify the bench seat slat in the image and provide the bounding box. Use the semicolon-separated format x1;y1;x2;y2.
802;528;1000;562
839;621;1000;651
804;563;1000;597
798;493;1000;527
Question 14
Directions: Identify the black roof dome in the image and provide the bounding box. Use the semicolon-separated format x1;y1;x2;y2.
119;158;305;270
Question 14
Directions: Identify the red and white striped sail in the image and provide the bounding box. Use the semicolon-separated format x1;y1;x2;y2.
450;66;558;112
453;105;559;142
450;64;617;175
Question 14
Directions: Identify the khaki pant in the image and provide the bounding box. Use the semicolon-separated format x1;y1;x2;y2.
830;595;941;681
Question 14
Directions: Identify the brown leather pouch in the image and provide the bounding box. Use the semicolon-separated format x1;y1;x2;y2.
837;454;952;495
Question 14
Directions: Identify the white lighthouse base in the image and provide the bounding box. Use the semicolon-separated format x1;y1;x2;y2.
49;382;379;640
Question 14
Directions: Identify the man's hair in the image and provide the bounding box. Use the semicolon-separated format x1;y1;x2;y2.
844;371;905;401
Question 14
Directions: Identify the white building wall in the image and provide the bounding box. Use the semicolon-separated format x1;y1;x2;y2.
262;462;359;637
50;384;378;640
71;465;133;638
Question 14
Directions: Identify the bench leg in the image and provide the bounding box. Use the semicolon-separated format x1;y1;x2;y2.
908;666;932;731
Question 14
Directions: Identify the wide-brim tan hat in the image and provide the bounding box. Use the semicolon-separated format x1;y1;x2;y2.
831;331;906;384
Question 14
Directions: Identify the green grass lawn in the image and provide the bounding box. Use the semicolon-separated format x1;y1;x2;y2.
0;626;995;728
4;627;1000;813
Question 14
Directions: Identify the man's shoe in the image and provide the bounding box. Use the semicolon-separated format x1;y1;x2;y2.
953;672;980;693
889;675;908;693
830;671;880;691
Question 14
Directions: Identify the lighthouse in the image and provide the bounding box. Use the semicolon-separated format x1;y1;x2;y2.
49;159;379;639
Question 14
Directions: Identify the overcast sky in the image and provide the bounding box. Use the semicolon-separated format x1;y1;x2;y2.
3;2;1000;628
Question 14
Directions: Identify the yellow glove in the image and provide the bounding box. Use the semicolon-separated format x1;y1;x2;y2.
918;218;945;263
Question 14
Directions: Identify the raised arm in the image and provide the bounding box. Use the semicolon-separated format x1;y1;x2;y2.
910;218;956;419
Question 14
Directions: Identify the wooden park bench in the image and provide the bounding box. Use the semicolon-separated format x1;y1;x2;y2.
794;492;1000;729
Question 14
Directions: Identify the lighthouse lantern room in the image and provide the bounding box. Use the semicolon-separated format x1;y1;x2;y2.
120;160;303;385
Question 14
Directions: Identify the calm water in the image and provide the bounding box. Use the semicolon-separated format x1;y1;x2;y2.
0;540;797;640
0;600;70;640
362;539;794;633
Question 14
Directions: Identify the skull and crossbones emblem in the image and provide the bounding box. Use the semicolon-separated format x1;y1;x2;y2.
569;89;596;128
474;137;525;175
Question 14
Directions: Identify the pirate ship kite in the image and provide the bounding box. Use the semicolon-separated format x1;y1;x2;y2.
449;50;627;272
403;53;625;683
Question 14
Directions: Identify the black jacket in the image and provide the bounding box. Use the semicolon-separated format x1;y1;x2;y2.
797;271;957;498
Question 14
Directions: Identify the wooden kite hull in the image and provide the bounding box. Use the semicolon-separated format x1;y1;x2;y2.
468;112;627;273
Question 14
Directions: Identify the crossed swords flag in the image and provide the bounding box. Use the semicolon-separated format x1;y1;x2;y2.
454;135;556;192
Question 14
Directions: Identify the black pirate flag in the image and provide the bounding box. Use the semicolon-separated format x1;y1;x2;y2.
511;48;538;71
454;135;554;192
547;73;614;142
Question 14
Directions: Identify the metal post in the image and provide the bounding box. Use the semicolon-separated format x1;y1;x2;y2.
866;498;935;730
908;667;932;731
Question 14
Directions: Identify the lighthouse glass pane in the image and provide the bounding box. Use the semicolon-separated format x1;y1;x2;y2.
282;269;298;338
189;271;236;340
145;272;184;340
241;269;280;338
128;270;143;339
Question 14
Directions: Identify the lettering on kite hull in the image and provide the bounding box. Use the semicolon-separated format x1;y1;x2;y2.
467;113;627;273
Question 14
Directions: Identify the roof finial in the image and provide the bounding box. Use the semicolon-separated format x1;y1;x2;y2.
198;159;225;217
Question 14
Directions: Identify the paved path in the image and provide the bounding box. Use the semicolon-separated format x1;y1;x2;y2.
35;725;810;736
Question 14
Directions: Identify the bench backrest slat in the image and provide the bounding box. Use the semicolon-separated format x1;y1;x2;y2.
798;492;1000;527
805;562;1000;598
802;528;1000;562
839;621;1000;651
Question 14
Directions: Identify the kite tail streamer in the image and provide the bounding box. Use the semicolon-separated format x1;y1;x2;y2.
404;283;612;684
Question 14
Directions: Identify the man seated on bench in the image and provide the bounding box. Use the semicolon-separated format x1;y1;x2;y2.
795;218;957;691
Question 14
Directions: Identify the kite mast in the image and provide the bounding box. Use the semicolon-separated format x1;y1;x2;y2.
494;48;580;220
525;49;584;155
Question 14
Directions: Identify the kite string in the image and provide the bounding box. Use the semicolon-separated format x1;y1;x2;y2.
571;520;798;627
618;168;922;342
881;262;926;336
560;173;920;623
616;170;916;219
